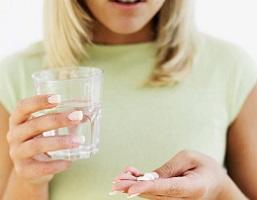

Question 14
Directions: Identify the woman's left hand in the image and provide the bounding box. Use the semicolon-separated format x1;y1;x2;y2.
112;151;240;200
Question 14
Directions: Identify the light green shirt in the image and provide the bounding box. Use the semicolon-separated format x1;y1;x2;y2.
0;33;256;200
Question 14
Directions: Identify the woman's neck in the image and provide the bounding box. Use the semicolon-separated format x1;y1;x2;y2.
92;21;155;45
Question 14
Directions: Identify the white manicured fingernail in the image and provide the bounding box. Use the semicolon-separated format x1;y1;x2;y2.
68;111;83;121
127;193;140;198
48;95;61;104
43;130;56;137
109;191;124;196
72;136;85;144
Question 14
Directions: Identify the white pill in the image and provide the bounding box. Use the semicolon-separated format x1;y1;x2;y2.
137;172;159;181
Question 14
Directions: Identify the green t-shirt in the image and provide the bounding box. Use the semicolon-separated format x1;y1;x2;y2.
0;33;256;200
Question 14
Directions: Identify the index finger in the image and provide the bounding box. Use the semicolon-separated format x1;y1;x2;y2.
123;166;143;177
10;94;61;125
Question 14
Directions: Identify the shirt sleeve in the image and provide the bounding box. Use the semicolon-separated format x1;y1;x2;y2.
228;48;257;124
0;55;21;114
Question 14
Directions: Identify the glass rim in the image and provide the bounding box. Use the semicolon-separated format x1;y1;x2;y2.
32;66;104;83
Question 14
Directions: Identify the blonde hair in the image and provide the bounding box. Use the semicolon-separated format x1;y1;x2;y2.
44;0;195;86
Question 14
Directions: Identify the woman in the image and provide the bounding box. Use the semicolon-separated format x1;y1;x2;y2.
0;0;256;199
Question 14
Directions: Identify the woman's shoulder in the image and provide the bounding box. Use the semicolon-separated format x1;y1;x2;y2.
197;33;257;75
0;41;45;75
0;42;45;113
198;33;256;66
196;33;257;124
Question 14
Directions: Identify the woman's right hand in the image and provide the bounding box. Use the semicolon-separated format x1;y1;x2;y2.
7;94;84;186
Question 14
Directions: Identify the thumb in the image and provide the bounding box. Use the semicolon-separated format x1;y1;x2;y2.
155;151;199;178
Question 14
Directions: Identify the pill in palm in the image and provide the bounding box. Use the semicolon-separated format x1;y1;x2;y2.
137;172;159;181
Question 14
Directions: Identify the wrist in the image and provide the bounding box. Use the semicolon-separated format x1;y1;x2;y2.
18;178;49;195
217;175;233;200
18;178;49;200
3;170;49;200
25;181;49;191
14;170;49;190
217;175;248;200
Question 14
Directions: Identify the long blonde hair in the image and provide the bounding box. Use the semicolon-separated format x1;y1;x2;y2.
44;0;195;86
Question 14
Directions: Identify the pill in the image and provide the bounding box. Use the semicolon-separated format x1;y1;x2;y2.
137;172;159;181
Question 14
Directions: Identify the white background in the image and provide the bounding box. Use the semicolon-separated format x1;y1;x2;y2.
0;0;257;62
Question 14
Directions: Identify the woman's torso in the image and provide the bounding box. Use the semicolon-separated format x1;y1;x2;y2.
0;33;256;200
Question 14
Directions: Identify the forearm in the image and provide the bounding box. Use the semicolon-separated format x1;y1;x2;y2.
218;176;249;200
2;169;48;200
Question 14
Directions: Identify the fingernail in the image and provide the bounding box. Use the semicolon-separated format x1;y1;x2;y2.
109;191;124;196
43;130;56;137
48;94;61;104
112;179;121;184
68;111;83;121
72;136;85;144
127;193;140;199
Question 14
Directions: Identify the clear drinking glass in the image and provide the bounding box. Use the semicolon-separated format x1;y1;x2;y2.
32;67;103;160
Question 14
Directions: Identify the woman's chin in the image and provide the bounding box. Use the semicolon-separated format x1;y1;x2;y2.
109;28;144;35
106;22;149;35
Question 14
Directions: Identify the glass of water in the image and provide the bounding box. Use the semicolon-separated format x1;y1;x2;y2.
32;67;103;160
